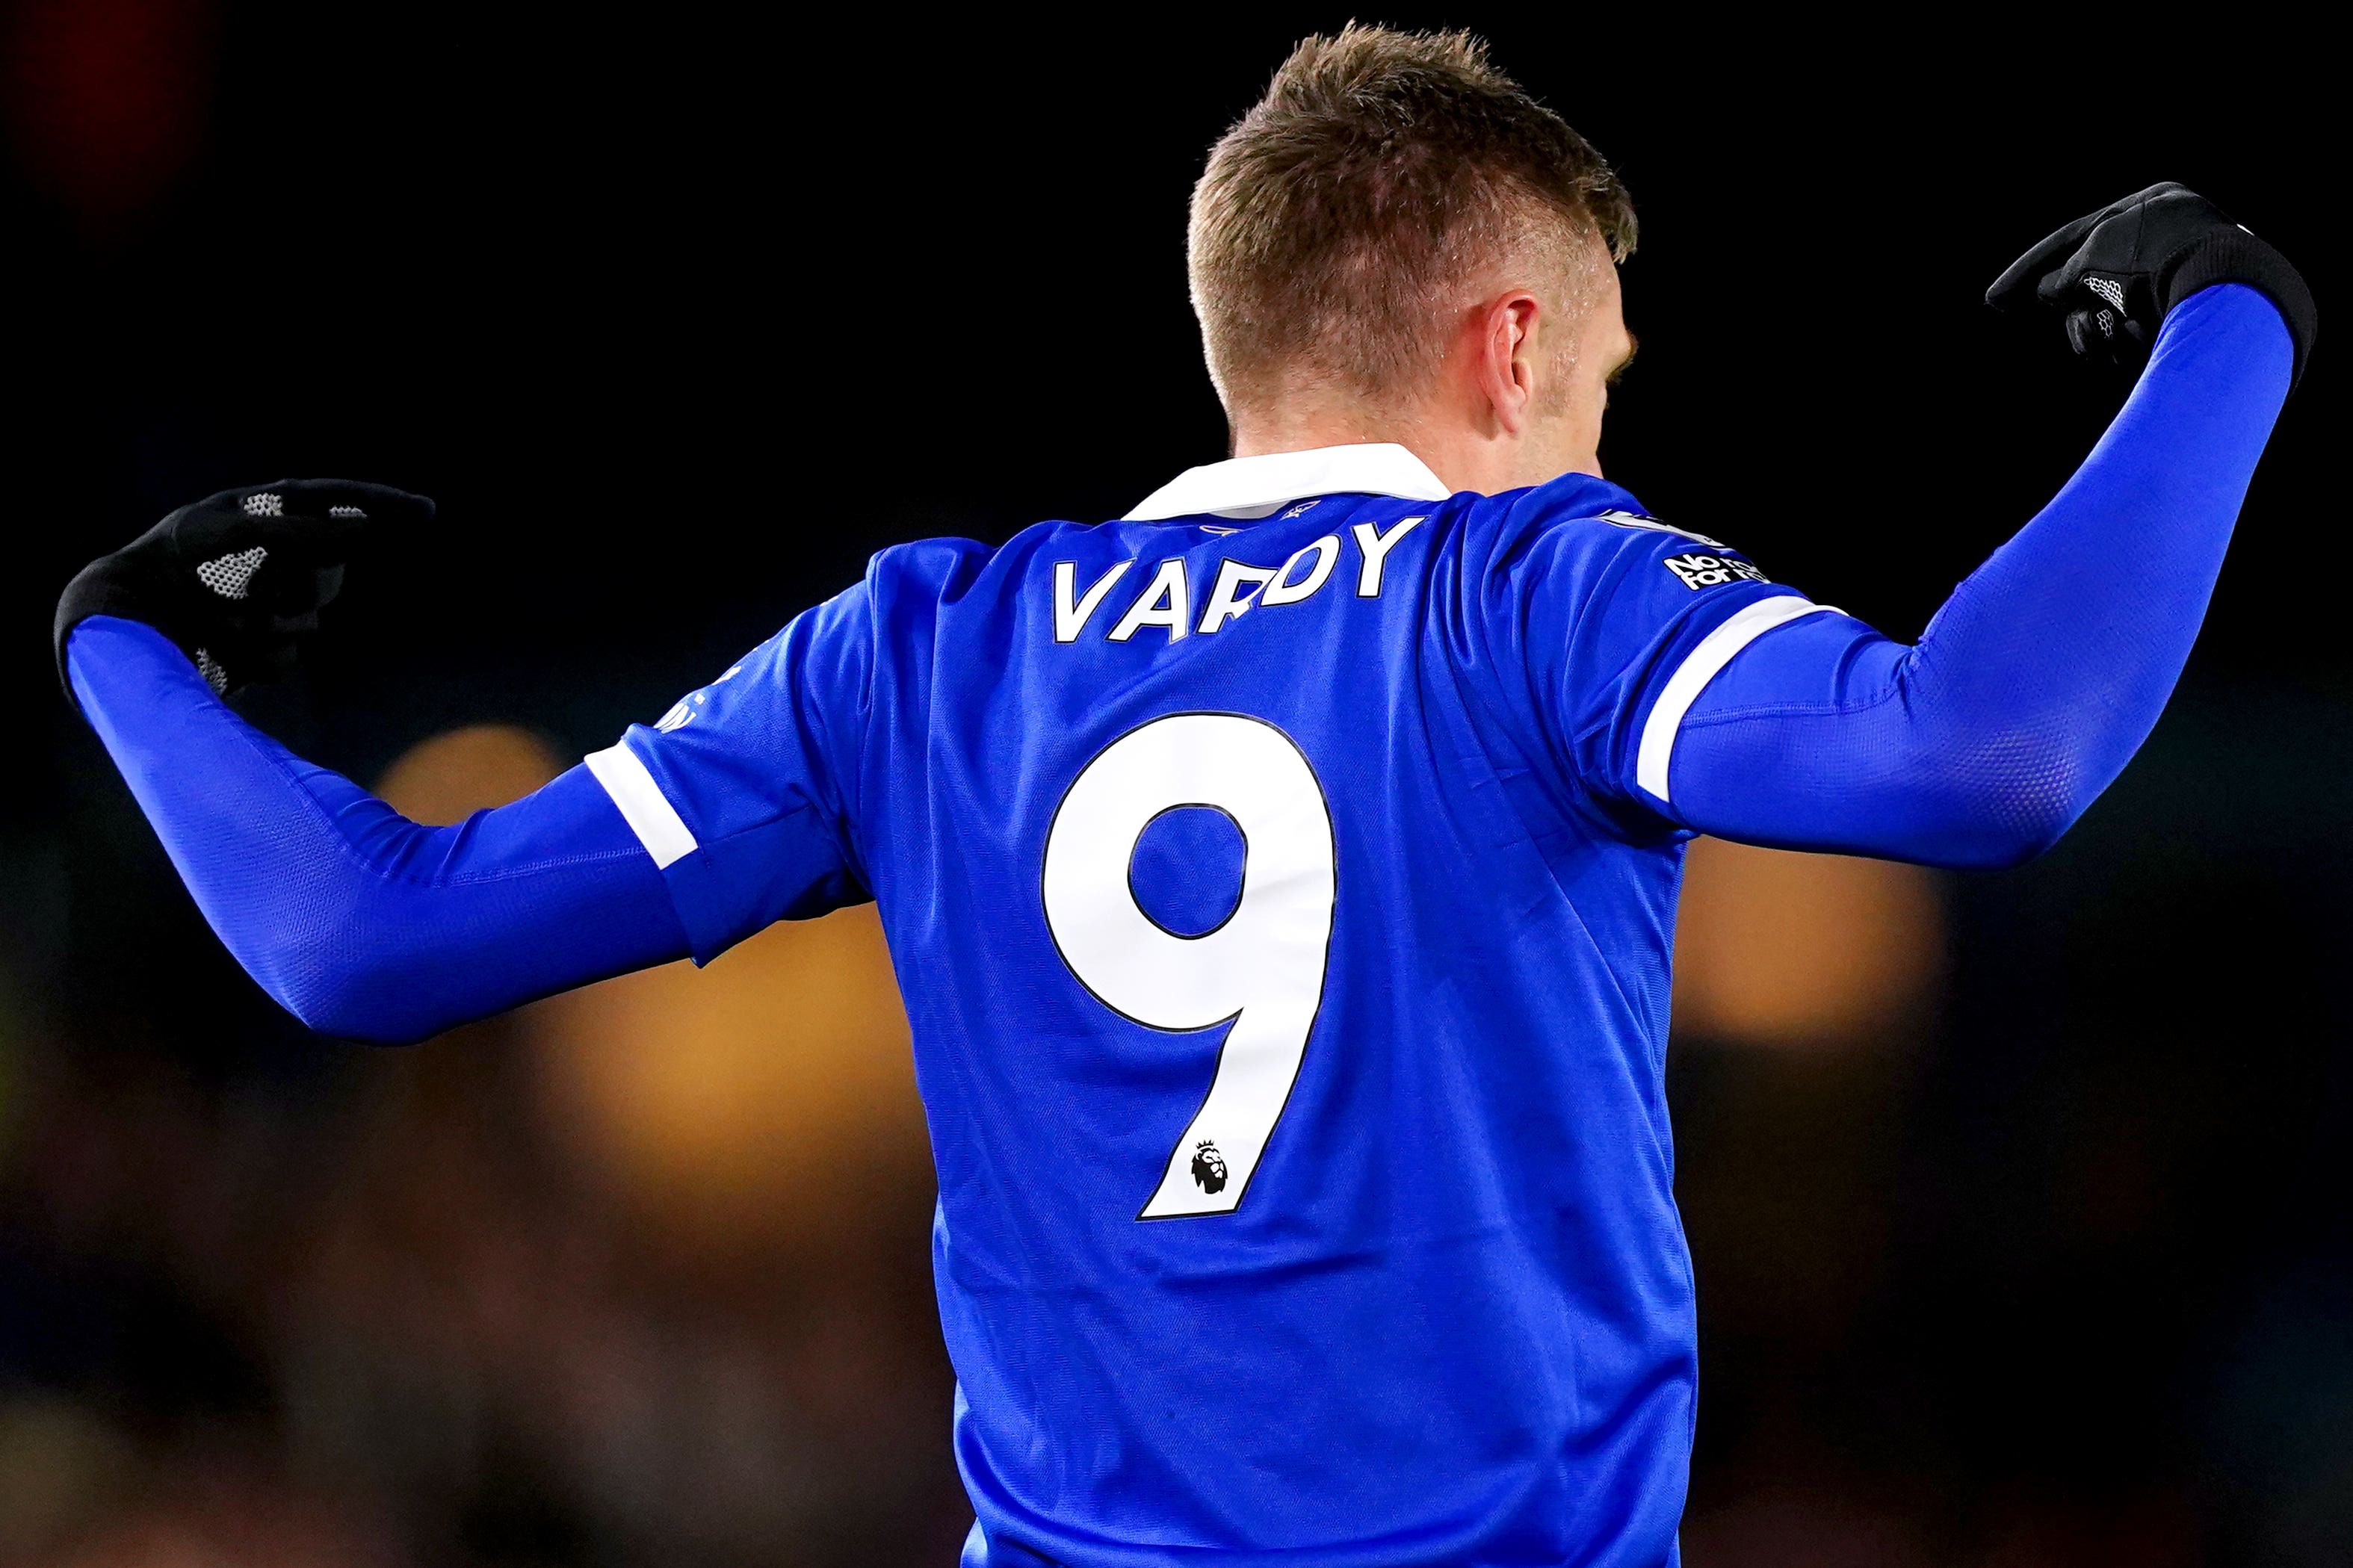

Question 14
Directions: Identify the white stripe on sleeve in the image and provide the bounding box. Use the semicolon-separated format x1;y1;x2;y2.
584;740;699;870
1636;595;1839;805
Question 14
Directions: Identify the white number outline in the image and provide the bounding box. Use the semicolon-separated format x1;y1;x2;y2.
1040;711;1338;1220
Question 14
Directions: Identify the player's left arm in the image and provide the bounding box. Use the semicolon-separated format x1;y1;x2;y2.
1610;187;2312;867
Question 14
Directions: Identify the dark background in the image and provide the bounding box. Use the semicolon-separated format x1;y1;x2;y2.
2;5;2346;1564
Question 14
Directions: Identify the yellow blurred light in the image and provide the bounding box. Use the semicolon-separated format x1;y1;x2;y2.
375;723;566;825
1672;837;1944;1047
523;908;924;1245
373;724;927;1248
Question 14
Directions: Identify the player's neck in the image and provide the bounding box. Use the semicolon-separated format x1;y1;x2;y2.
1227;404;1580;498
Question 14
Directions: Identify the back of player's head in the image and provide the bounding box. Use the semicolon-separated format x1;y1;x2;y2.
1189;25;1635;415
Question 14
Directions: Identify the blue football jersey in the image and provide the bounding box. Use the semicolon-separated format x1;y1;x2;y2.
585;444;1828;1567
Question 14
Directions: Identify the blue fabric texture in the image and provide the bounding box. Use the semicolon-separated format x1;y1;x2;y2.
1663;284;2292;862
68;615;690;1044
609;582;874;963
66;282;2291;1566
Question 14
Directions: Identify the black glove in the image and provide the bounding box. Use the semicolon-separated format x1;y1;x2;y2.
1987;182;2316;388
55;479;434;706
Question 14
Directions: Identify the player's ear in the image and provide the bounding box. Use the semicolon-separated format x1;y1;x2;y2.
1479;291;1542;436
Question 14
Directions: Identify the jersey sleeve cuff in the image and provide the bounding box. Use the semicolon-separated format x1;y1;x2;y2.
1633;594;1837;805
584;735;870;964
584;741;698;868
584;738;738;961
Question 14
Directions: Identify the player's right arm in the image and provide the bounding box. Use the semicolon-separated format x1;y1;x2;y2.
57;483;872;1044
1545;187;2312;869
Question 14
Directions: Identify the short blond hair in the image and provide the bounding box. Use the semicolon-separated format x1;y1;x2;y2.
1187;25;1636;410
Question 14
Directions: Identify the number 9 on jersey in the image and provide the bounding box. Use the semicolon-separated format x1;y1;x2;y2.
1041;713;1338;1218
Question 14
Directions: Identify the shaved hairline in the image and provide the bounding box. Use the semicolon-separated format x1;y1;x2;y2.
1187;25;1636;419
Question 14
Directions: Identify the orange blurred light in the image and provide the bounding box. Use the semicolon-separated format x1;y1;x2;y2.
374;725;927;1250
524;908;925;1246
1672;838;1944;1047
374;723;566;826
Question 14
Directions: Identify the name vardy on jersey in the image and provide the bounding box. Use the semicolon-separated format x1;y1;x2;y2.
1052;516;1426;644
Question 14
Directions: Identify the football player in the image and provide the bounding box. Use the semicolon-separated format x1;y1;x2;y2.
55;25;2312;1567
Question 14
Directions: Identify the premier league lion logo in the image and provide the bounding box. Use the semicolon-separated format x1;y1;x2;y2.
1190;1139;1228;1194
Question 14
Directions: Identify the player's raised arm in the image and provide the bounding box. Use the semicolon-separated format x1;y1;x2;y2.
55;482;867;1045
1627;186;2315;867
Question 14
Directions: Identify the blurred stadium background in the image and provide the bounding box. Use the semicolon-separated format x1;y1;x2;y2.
1;6;2344;1564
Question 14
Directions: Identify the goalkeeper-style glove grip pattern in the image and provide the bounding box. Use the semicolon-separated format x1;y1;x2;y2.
54;479;434;706
1987;182;2316;388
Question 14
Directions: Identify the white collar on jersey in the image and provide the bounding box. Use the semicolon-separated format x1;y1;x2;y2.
1122;442;1453;522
